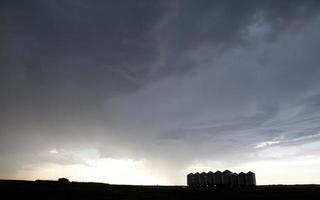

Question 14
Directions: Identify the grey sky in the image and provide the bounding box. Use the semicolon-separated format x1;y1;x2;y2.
1;0;320;184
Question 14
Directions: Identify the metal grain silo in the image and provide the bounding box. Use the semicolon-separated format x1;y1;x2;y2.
246;171;256;186
187;173;194;187
222;170;232;186
200;172;207;187
214;170;222;186
207;171;214;187
238;172;246;186
194;172;200;187
230;173;239;187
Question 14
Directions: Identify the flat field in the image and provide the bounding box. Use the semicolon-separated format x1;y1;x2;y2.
1;180;319;200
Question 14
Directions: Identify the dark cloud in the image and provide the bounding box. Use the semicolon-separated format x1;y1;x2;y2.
154;0;320;76
1;0;320;184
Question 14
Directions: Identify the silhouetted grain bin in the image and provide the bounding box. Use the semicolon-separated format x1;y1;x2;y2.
214;170;222;185
194;172;200;186
230;173;239;187
238;172;246;186
246;171;256;186
207;171;214;187
200;172;207;187
212;172;217;186
222;170;232;186
187;173;194;186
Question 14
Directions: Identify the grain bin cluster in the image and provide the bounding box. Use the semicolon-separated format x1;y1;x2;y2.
187;170;256;187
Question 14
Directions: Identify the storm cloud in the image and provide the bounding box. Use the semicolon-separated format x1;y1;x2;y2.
1;0;320;184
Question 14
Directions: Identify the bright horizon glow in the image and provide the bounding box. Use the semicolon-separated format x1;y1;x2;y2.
3;155;319;185
9;157;168;185
1;146;319;185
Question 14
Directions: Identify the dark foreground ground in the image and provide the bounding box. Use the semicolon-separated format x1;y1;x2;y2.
1;180;320;200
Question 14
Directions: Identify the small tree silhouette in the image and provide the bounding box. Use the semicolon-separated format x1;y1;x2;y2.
58;178;70;184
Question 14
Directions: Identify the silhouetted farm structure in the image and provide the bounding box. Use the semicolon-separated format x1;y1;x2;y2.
187;170;256;187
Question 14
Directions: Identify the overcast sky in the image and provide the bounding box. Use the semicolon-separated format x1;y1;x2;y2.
1;0;320;185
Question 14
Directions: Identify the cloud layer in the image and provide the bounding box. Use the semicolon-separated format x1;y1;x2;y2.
1;0;320;184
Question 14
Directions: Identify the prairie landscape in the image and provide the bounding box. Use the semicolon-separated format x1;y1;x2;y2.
1;180;320;200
